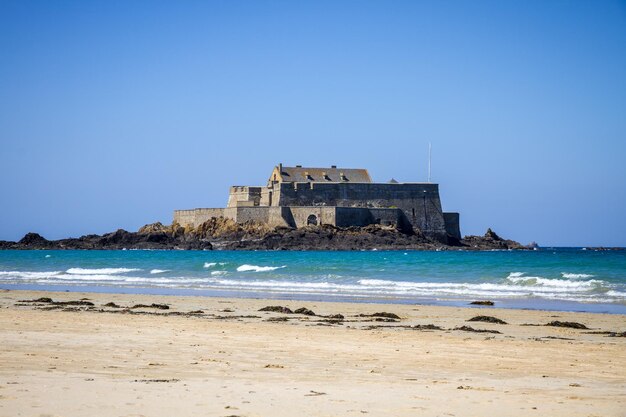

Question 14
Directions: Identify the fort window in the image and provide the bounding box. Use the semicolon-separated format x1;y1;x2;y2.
412;208;415;218
306;214;318;226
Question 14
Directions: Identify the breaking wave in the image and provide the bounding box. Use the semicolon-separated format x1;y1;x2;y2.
236;264;286;272
0;263;623;306
66;268;140;275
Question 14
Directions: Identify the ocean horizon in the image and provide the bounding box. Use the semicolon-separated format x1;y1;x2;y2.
1;248;625;314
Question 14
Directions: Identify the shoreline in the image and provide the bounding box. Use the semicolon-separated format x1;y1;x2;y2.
2;283;626;315
1;289;625;416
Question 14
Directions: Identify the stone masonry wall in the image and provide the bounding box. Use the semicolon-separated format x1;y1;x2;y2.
443;212;461;240
276;182;446;235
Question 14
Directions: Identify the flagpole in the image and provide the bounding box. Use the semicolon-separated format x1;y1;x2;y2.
428;142;432;183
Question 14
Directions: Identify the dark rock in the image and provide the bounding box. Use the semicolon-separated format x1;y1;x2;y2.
411;324;443;331
325;314;345;320
18;233;52;248
467;316;508;325
608;331;626;337
103;302;122;308
2;218;526;251
20;297;53;303
470;300;494;306
55;300;94;306
188;310;204;314
266;317;290;322
358;312;401;319
545;321;588;329
484;228;502;240
454;325;501;334
259;306;294;314
294;307;316;316
131;303;170;310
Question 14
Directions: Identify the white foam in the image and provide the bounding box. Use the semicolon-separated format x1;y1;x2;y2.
0;271;62;279
66;268;140;275
562;272;595;279
150;269;168;274
211;271;228;276
45;254;51;258
203;262;217;268
236;264;286;272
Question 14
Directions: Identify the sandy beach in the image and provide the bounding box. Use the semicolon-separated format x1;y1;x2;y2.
0;289;624;417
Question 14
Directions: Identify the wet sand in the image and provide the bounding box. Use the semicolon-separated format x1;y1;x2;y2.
0;289;624;416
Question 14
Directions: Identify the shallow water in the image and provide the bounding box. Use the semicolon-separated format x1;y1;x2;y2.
1;248;625;313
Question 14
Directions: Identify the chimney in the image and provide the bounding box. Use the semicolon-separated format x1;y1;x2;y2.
278;163;283;173
331;165;337;168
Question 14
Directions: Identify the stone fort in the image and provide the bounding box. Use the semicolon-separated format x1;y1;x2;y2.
174;164;461;242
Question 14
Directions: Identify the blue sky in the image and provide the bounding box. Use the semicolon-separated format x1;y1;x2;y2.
1;0;625;246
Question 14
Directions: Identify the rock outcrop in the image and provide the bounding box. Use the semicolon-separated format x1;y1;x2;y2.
1;218;529;251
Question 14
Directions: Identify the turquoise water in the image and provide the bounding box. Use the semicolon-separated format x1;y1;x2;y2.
1;249;625;313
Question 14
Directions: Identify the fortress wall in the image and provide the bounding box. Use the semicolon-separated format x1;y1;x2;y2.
289;207;337;228
268;207;293;228
334;207;373;227
277;182;447;234
227;186;262;208
367;208;405;228
173;208;228;228
443;212;461;240
234;207;269;223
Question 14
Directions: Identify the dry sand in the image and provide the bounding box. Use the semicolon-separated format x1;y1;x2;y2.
0;289;624;417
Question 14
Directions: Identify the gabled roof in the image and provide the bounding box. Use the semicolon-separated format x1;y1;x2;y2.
272;165;372;183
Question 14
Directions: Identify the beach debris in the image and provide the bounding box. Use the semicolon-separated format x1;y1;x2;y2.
467;315;508;324
410;324;443;331
312;318;344;325
131;303;170;310
266;316;289;322
188;310;204;314
545;321;588;329
56;300;95;306
569;383;582;387
584;330;626;337
305;390;327;396
294;307;316;316
358;312;401;319
19;298;94;307
362;324;443;331
470;300;494;306
453;325;501;334
325;314;345;320
264;364;284;368
259;306;293;314
103;302;122;308
19;297;53;303
133;378;179;383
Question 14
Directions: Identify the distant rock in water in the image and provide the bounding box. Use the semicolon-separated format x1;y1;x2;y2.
1;219;528;251
18;233;53;249
484;228;502;240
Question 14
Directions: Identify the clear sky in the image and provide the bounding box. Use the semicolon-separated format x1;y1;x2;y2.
1;0;625;246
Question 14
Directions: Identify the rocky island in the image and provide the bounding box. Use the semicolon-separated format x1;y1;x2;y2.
0;220;528;251
0;164;530;251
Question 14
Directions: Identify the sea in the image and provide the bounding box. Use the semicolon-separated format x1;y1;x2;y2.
1;248;625;314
